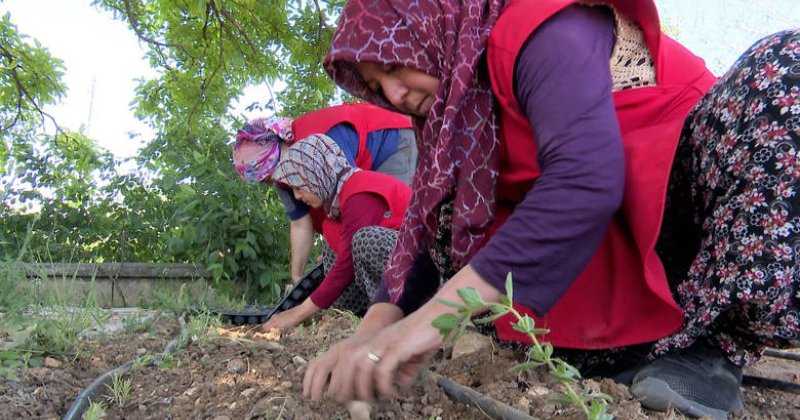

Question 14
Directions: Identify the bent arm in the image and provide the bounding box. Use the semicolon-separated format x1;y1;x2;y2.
289;214;315;283
471;5;622;315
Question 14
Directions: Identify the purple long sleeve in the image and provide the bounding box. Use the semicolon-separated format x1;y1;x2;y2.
373;5;623;316
470;5;624;316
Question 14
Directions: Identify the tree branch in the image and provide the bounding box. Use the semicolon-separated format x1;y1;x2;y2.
313;0;328;31
120;0;189;56
0;46;65;135
215;2;261;56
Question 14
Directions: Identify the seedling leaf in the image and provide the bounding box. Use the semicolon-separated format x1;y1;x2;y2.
456;288;485;309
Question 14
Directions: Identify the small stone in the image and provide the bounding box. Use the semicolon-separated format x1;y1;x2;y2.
28;367;50;380
263;341;284;352
401;402;414;412
292;355;307;367
422;406;443;418
229;402;237;410
278;381;293;391
43;357;61;368
195;397;203;407
451;332;491;359
247;396;272;419
138;404;147;412
515;396;531;412
183;387;199;397
227;358;246;374
137;348;147;355
346;400;372;420
240;388;258;398
527;384;550;396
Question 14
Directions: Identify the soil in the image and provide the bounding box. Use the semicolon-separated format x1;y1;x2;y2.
1;310;798;420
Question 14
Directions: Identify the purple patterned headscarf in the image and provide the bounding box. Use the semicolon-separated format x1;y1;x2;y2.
325;0;507;301
270;134;358;219
232;116;295;182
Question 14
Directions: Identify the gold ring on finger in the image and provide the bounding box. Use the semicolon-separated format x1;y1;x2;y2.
367;352;381;363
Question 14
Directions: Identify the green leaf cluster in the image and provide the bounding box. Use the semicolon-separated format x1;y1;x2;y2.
1;1;352;303
432;273;613;420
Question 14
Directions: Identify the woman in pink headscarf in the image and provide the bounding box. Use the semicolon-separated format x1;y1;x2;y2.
233;103;416;285
301;0;800;417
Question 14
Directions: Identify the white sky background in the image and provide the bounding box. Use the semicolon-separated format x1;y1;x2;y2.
1;0;798;159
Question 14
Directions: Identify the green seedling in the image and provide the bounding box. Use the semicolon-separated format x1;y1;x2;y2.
177;310;222;350
0;350;24;380
432;273;612;420
156;353;179;369
131;354;155;373
0;349;42;380
82;399;107;420
104;372;132;408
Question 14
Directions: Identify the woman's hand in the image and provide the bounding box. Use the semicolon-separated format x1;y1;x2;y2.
303;303;403;400
328;308;443;403
261;299;321;331
324;264;501;403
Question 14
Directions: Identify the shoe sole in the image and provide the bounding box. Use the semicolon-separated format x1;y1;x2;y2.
631;377;742;420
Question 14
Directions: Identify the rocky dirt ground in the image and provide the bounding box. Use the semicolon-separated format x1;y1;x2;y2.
1;310;798;419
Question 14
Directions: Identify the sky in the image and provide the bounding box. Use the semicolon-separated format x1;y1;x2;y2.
1;0;798;159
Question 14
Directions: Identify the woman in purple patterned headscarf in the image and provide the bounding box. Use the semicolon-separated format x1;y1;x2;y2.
303;0;800;417
326;0;505;291
302;0;510;404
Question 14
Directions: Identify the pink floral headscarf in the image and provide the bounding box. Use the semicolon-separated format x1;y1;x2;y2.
232;116;295;182
325;0;507;301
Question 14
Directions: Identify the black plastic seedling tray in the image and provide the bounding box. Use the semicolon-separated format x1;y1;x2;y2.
206;263;325;326
265;262;325;319
210;304;276;326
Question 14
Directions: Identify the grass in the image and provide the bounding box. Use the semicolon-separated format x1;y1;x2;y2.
82;399;107;420
140;279;249;316
122;316;157;336
131;354;155;373
177;310;222;350
104;372;132;408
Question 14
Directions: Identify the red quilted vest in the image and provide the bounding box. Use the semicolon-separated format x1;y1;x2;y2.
292;102;413;170
321;170;411;253
486;0;717;348
292;102;412;233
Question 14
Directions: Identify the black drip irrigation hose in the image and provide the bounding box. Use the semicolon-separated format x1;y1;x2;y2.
62;314;188;420
739;348;800;395
763;348;800;362
426;371;538;420
743;375;800;395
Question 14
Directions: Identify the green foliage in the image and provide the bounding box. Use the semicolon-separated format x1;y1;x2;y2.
433;273;613;420
1;1;356;303
0;13;66;139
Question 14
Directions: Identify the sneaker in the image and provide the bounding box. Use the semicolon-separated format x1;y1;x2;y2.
630;340;743;419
